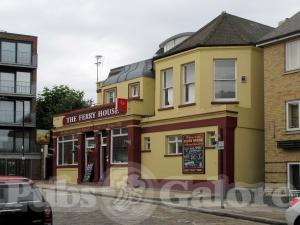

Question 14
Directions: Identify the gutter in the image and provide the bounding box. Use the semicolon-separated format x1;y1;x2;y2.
257;32;300;47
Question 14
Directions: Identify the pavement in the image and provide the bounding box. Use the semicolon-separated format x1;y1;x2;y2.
36;181;287;225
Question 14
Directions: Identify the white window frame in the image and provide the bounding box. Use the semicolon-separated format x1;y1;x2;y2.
206;131;216;147
162;69;173;108
182;63;195;104
213;59;237;102
166;135;182;155
110;128;128;165
105;89;116;104
57;135;78;166
286;39;300;72
129;83;139;98
144;137;151;151
85;135;95;168
286;100;300;131
287;162;300;190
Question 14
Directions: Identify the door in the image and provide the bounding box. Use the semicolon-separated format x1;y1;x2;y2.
7;160;16;176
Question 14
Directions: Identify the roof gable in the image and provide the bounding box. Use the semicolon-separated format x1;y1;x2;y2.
258;11;300;44
156;12;273;59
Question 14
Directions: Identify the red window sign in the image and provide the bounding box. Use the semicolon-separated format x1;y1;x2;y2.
116;98;128;111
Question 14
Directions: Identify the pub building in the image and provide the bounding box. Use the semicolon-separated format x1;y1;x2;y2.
52;12;273;190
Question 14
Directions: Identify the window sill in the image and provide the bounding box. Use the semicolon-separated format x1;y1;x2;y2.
164;153;182;157
285;129;300;135
141;150;151;153
211;100;239;105
178;103;196;108
110;163;128;167
283;69;300;75
158;106;174;111
128;97;143;102
57;164;78;168
205;146;216;149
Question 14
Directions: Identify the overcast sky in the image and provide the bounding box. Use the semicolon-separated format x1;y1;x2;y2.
0;0;299;101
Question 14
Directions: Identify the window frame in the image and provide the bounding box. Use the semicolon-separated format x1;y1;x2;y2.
286;100;300;131
166;135;182;155
161;68;173;108
56;135;78;166
128;82;140;99
144;137;151;151
110;128;128;165
104;87;117;104
182;62;195;104
213;59;237;102
287;162;300;190
286;39;300;72
206;131;216;147
0;40;32;65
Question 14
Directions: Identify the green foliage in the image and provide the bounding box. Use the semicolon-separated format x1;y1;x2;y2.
36;85;93;129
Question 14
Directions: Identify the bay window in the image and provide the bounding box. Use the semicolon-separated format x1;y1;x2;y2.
111;128;128;164
286;39;300;71
182;63;195;104
57;135;78;166
162;68;173;107
214;59;236;101
287;100;300;131
167;135;182;155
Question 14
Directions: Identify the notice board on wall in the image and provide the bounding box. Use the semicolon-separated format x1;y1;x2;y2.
83;163;94;182
182;133;205;174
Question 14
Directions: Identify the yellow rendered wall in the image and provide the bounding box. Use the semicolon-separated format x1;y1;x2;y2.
141;126;219;180
96;77;155;116
110;167;128;188
234;127;264;186
57;168;78;184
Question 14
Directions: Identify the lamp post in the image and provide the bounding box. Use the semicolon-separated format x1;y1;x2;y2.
95;55;103;83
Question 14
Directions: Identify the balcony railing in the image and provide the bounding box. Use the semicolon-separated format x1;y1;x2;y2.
0;110;36;125
0;80;36;95
0;51;38;68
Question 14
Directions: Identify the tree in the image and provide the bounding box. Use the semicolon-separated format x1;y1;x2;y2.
36;85;93;129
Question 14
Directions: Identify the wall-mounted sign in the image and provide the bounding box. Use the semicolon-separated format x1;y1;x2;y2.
217;141;224;150
182;133;205;174
116;98;128;111
63;102;127;125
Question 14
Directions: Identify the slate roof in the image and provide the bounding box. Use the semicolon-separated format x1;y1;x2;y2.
102;59;153;86
155;12;274;59
258;11;300;44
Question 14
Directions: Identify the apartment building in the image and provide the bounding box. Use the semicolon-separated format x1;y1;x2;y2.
0;32;40;179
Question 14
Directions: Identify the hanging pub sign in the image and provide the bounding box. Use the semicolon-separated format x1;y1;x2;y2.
182;133;205;174
63;99;127;125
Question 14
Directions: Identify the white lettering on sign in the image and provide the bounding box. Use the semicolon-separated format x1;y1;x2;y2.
63;105;123;125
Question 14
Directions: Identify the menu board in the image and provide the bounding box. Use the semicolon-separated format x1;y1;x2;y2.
182;133;205;174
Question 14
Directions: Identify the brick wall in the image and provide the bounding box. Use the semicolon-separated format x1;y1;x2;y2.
264;39;300;190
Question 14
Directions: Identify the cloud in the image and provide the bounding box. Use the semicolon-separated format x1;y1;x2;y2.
0;0;299;101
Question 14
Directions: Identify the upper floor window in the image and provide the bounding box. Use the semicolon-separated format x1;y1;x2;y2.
162;69;173;107
214;59;236;101
0;100;31;124
129;82;139;99
17;43;31;65
0;72;14;93
286;39;300;72
0;41;32;65
287;100;300;131
16;72;31;94
182;63;195;104
1;42;16;64
104;88;116;104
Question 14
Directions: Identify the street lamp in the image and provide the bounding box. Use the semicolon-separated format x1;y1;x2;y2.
95;55;103;83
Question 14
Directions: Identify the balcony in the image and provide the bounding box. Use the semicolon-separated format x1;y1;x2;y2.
0;80;36;97
0;110;36;127
0;52;38;69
